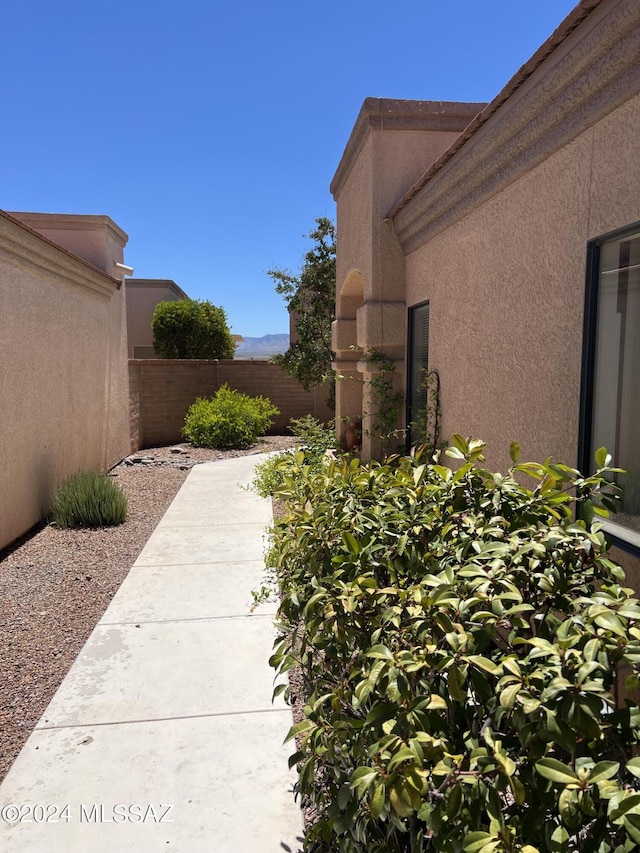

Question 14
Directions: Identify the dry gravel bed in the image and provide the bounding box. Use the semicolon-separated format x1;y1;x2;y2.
0;435;296;783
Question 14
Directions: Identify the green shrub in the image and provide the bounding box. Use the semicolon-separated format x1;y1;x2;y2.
252;416;338;498
52;470;128;529
182;384;279;449
268;437;640;853
152;299;236;359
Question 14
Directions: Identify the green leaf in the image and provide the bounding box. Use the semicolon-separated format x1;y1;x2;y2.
464;832;495;853
288;750;304;769
550;824;569;852
510;441;521;463
284;719;314;743
367;644;394;660
595;446;612;468
389;783;414;817
342;531;361;555
466;655;500;675
500;682;522;710
626;758;640;780
582;499;595;526
624;813;640;844
594;611;627;637
536;758;579;785
388;747;417;771
350;766;378;795
589;762;621;784
448;664;466;701
370;782;386;820
609;793;640;821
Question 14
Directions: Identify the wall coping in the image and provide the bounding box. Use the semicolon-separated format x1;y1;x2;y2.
330;99;484;200
8;211;128;247
0;211;121;300
391;0;639;251
126;278;190;300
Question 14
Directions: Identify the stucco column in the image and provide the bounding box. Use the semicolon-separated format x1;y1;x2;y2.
332;318;362;446
355;301;406;460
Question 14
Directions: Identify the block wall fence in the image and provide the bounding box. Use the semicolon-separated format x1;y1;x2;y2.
0;212;131;551
129;359;332;451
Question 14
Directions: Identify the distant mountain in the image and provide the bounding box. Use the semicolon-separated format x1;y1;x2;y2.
234;333;290;360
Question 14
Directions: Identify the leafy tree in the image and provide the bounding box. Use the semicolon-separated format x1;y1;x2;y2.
269;217;336;407
152;299;236;359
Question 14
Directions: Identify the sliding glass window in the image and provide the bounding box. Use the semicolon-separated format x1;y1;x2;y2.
581;224;640;551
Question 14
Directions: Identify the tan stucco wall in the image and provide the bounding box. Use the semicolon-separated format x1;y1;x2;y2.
0;213;130;549
402;92;640;473
331;102;482;451
125;280;188;358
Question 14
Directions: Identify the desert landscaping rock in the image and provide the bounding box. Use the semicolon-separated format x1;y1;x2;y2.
0;434;296;783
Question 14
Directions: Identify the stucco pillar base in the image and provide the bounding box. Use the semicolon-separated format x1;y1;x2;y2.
358;357;406;462
333;360;364;448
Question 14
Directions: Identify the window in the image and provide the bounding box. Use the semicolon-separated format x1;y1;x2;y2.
406;302;430;447
579;223;640;553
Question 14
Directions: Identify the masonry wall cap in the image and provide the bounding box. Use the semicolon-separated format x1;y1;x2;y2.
330;99;486;200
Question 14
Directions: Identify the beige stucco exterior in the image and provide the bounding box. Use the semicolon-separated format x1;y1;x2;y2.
330;99;484;454
125;278;189;358
0;211;131;549
331;0;640;563
332;0;640;466
403;91;640;473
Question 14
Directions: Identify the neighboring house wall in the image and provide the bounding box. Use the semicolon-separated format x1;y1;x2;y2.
332;0;640;561
0;211;130;550
125;278;189;358
128;360;320;450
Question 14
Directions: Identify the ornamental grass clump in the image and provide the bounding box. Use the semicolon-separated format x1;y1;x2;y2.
52;470;128;529
267;436;640;853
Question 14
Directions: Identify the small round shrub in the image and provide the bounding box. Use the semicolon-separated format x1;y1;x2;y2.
52;470;128;529
182;384;279;449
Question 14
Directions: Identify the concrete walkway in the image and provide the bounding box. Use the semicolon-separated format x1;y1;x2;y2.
0;455;303;852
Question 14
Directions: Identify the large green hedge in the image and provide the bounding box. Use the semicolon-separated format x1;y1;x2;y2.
152;299;235;359
267;437;640;853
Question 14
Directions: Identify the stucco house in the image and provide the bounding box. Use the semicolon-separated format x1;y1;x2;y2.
125;278;190;358
331;0;639;563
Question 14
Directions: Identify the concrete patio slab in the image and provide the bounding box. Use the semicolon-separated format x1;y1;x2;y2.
0;456;303;852
101;561;277;623
0;711;300;853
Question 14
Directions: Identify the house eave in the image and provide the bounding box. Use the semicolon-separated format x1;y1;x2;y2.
391;0;640;253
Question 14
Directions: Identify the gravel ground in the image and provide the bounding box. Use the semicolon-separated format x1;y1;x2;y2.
0;435;297;784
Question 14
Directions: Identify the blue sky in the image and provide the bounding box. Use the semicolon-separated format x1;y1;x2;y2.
3;0;577;337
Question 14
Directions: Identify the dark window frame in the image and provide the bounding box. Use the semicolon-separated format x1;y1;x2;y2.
578;219;640;558
406;300;430;450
